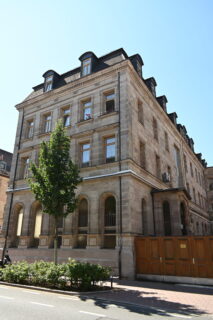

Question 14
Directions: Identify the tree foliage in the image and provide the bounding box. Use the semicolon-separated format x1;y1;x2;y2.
29;121;82;219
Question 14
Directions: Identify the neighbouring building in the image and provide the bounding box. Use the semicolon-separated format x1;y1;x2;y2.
0;149;12;233
0;48;212;278
205;167;213;233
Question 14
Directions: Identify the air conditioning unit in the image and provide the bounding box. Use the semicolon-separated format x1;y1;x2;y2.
162;172;170;183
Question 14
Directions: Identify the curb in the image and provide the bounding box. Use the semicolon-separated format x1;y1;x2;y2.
0;281;114;296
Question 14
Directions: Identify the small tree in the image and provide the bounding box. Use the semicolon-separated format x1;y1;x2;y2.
28;121;82;263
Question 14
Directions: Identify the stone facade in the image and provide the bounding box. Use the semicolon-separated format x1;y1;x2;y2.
0;149;12;233
205;166;213;232
1;49;211;279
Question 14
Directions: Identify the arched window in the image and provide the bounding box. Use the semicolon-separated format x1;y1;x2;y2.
77;198;88;248
141;199;148;235
16;208;23;237
34;208;42;239
163;201;171;236
180;203;187;235
104;196;116;249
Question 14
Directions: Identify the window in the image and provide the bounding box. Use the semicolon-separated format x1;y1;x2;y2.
195;168;198;182
16;208;23;236
139;142;146;169
0;160;6;171
44;75;53;92
183;154;188;173
153;118;158;141
104;196;116;249
180;202;187;235
163;201;172;236
167;166;172;183
62;108;71;127
141;199;148;235
164;131;169;151
82;58;91;76
186;182;190;195
209;183;213;191
81;143;90;167
155;154;161;179
20;157;30;179
193;188;196;203
138;100;144;125
77;199;88;248
104;91;115;113
26;120;34;139
190;162;193;177
34;209;42;239
105;137;116;163
82;100;92;120
43;114;51;133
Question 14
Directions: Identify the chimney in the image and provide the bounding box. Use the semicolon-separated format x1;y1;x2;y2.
156;95;168;112
189;138;194;151
196;153;202;161
168;112;177;126
144;77;157;97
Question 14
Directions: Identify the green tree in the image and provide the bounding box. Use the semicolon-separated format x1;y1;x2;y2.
28;121;82;263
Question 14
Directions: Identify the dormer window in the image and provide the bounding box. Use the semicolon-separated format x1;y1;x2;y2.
45;75;53;92
82;58;91;76
43;70;60;93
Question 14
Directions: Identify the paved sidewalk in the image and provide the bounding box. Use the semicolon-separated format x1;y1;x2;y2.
86;279;213;317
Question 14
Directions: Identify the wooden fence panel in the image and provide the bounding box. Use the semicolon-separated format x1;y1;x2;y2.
135;236;213;278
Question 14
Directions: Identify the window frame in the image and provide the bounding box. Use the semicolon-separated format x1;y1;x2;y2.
104;136;116;163
80;142;91;167
82;58;91;76
61;106;71;127
104;91;115;114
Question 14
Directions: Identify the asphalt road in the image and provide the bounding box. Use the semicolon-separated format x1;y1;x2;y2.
0;284;212;320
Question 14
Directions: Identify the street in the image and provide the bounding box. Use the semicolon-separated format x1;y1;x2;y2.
0;284;212;320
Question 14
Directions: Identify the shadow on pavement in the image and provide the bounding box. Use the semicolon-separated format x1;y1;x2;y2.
78;286;210;317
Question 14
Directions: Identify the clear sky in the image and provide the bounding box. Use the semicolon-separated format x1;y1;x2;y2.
0;0;212;165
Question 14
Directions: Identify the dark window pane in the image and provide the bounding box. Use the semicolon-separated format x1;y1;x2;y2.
79;199;88;227
105;196;116;226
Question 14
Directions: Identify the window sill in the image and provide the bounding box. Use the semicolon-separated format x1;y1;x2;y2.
99;111;118;119
38;131;51;137
21;137;34;142
77;118;93;126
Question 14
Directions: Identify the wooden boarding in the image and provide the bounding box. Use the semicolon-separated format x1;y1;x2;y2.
135;236;213;278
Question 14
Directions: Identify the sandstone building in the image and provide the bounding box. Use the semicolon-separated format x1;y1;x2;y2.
1;49;211;278
0;149;12;233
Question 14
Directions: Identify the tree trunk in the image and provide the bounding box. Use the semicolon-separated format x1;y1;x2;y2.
54;217;58;264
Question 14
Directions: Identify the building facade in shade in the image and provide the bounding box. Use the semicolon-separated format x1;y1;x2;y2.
0;149;12;233
205;167;213;231
1;49;211;278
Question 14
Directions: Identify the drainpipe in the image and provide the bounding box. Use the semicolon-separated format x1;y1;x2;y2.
117;72;123;279
1;108;25;263
151;191;156;235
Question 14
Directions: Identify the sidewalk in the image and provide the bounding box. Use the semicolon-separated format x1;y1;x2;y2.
86;279;213;317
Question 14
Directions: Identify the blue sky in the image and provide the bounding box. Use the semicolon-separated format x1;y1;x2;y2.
0;0;212;165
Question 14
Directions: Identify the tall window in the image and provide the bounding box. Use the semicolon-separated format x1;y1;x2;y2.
195;168;198;182
183;154;188;173
190;162;194;177
163;201;172;236
81;143;90;167
77;199;88;248
105;137;115;163
44;75;53;92
141;199;148;235
174;147;181;187
164;131;169;151
16;208;23;236
34;209;42;239
26;120;34;139
82;100;92;120
62;108;71;127
43;114;51;133
20;157;30;179
139;142;146;169
153;118;158;141
180;203;187;235
104;91;115;113
138;100;144;125
186;182;190;195
82;58;91;76
155;154;161;179
104;196;116;249
193;188;196;203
